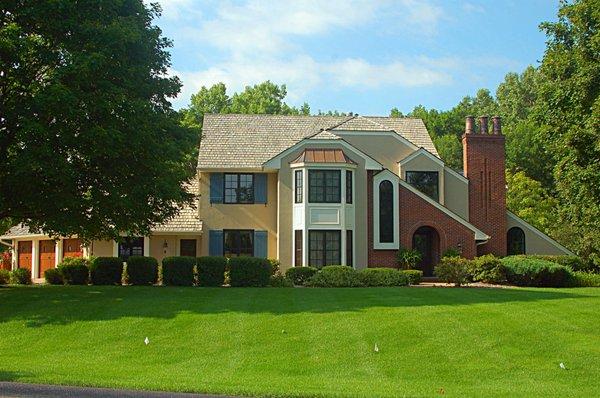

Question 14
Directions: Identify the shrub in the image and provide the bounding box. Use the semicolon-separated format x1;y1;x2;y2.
58;257;90;285
396;247;422;270
435;257;471;286
197;256;227;287
307;265;360;287
1;251;11;270
269;273;294;287
357;268;408;287
571;272;600;287
469;254;507;284
286;266;318;286
126;256;158;285
501;256;573;287
44;268;63;285
90;257;123;285
10;268;31;285
401;269;423;285
522;255;590;273
267;258;281;275
229;257;271;287
442;247;461;258
0;269;10;284
162;256;196;286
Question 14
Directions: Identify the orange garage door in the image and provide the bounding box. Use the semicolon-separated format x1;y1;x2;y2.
18;241;33;272
38;240;56;278
63;238;83;259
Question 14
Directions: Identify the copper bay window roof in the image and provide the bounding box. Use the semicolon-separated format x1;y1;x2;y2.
291;148;357;165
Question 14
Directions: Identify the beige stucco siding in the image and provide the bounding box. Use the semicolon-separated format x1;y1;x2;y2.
444;170;469;220
338;134;414;172
277;142;368;269
198;172;278;259
149;235;202;263
90;240;114;257
506;212;573;255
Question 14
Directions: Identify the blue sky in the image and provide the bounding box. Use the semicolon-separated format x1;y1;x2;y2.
155;0;559;115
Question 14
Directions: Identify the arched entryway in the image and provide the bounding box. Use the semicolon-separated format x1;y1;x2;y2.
507;227;526;255
412;226;440;277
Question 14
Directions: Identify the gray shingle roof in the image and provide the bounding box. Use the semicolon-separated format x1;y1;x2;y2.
198;114;438;169
151;178;202;233
1;224;40;238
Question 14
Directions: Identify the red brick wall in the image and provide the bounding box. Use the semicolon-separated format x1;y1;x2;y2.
367;171;477;268
462;133;507;256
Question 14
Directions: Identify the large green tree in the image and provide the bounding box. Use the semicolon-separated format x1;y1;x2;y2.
535;0;600;256
0;1;197;241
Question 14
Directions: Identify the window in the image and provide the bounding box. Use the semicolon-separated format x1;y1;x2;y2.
309;230;341;267
118;237;144;260
507;227;526;255
346;170;353;204
308;170;341;203
294;230;303;267
224;173;254;203
346;230;353;267
180;239;197;257
379;181;394;243
223;230;254;257
406;171;439;201
295;170;303;203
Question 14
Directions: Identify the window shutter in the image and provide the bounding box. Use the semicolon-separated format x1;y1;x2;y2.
210;173;223;204
254;173;267;204
209;230;223;256
254;230;268;258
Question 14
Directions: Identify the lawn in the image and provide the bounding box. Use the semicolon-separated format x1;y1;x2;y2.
0;286;599;397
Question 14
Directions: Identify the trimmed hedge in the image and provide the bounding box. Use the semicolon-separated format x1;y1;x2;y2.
469;254;506;284
502;256;573;287
400;269;423;285
521;255;591;272
357;268;408;287
44;268;63;285
90;257;123;285
571;272;600;287
126;256;158;285
58;257;89;285
307;265;360;287
269;273;294;287
286;266;318;286
197;256;227;287
0;269;10;284
10;268;31;285
229;257;271;287
435;257;471;286
162;256;196;286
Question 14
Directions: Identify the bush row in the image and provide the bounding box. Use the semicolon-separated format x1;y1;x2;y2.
284;265;422;288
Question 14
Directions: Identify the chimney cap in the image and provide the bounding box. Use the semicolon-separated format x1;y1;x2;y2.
479;115;489;134
492;115;502;135
465;116;475;134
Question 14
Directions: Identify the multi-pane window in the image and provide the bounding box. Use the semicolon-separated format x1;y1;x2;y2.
379;180;394;243
223;230;254;257
224;173;254;204
294;230;303;267
405;171;439;201
346;170;353;204
295;170;303;203
308;170;341;203
309;230;341;267
346;230;353;268
118;237;144;260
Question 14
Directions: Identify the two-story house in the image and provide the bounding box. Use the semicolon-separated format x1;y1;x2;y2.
1;114;571;280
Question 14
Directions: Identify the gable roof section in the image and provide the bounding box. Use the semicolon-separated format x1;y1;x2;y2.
399;147;468;183
198;114;437;169
506;211;574;255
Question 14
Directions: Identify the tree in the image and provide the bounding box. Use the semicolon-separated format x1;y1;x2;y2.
535;0;600;256
181;83;230;129
433;134;462;170
0;1;197;241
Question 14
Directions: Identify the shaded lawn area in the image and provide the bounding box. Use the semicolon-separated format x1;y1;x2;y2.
0;286;599;397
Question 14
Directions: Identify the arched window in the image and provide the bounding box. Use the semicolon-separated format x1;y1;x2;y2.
507;227;526;255
379;180;394;243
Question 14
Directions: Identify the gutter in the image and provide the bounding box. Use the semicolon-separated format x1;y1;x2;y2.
0;239;13;248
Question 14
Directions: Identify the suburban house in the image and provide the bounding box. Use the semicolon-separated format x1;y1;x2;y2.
1;114;572;279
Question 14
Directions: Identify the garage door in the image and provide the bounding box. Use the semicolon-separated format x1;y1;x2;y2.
18;241;32;271
38;240;56;278
63;238;83;259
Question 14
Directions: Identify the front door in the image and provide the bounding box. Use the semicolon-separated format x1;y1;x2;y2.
412;227;439;277
18;241;33;271
38;240;56;278
63;238;83;259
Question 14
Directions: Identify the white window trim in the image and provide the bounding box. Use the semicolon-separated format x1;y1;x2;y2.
373;170;399;250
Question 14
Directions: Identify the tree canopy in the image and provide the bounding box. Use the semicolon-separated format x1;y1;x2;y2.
0;0;197;241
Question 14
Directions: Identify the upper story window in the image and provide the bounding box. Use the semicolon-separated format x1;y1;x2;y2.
379;181;394;243
309;170;340;203
224;173;254;204
406;171;439;201
346;170;353;204
295;170;303;203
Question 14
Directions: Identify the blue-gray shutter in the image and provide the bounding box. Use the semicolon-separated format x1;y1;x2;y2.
209;230;223;256
254;174;267;204
254;231;268;258
210;173;223;204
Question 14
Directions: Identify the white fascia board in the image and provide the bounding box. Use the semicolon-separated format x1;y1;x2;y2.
399;179;490;241
263;138;383;171
506;211;574;255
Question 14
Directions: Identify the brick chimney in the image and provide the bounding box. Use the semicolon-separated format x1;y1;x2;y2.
462;116;507;256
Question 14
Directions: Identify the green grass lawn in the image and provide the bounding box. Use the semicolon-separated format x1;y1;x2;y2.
0;286;599;397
